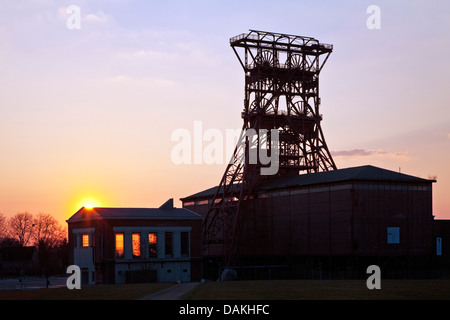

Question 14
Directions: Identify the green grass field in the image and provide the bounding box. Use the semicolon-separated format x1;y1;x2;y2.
0;279;449;300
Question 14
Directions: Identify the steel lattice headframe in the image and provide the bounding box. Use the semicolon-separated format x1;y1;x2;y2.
203;30;337;265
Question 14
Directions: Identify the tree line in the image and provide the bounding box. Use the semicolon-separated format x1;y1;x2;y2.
0;212;67;248
0;212;68;277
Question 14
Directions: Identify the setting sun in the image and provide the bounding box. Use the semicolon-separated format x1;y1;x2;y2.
63;194;107;222
81;198;101;210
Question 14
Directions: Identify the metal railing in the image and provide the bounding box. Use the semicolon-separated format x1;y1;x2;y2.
248;61;319;72
230;32;333;51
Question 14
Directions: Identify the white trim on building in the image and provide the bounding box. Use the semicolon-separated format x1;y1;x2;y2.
112;226;192;284
72;228;96;285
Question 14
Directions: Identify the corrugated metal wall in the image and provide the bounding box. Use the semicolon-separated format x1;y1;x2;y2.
184;181;433;259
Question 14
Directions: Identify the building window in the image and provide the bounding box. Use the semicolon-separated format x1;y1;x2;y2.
180;232;189;257
165;232;173;257
82;234;89;247
387;227;400;244
116;233;124;258
149;233;158;258
132;233;141;258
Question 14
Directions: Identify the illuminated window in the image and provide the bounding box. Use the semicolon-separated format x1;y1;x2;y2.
181;232;189;257
149;233;158;258
115;233;124;258
132;233;141;258
82;234;89;247
165;232;173;257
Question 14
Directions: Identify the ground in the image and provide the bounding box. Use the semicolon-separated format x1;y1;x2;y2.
0;279;449;300
0;278;173;300
183;279;450;300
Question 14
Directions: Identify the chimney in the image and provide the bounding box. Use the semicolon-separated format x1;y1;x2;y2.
159;198;174;210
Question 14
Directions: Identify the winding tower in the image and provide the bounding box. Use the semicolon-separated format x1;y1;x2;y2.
203;30;337;265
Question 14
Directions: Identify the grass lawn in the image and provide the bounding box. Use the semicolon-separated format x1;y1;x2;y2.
0;282;174;300
183;279;450;300
1;279;449;300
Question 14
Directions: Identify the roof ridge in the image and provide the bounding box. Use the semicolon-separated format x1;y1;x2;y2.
67;206;202;222
180;165;434;201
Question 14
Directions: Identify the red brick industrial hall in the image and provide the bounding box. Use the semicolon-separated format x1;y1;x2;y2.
181;165;449;279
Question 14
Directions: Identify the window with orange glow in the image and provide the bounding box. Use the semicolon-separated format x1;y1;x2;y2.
82;234;89;247
132;233;141;258
115;233;124;259
149;233;158;258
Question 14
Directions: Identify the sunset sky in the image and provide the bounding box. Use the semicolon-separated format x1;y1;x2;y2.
0;0;449;226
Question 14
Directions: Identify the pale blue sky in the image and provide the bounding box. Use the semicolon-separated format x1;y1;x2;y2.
0;0;449;222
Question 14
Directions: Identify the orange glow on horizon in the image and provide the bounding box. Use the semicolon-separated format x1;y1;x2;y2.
65;192;114;223
79;197;102;210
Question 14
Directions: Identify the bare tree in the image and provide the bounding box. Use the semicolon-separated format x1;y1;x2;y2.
32;213;66;248
0;212;7;240
32;213;67;285
8;212;35;246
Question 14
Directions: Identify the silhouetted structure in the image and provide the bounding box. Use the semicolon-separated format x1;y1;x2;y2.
180;30;448;279
0;247;39;276
204;30;337;265
183;165;437;279
66;199;202;284
433;220;450;276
